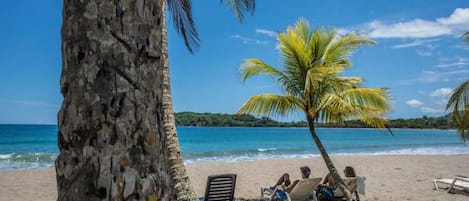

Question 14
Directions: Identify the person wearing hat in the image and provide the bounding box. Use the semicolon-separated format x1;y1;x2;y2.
269;166;311;193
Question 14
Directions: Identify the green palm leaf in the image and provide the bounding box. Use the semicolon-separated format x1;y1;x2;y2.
446;80;469;144
220;0;256;22
167;0;256;53
240;59;286;83
238;94;301;117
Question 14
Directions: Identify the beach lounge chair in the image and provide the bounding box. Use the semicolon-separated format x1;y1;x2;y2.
261;177;322;201
333;177;360;201
202;174;237;201
433;176;469;193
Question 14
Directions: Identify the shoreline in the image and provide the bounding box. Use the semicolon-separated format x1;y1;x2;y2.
1;155;468;201
3;152;469;171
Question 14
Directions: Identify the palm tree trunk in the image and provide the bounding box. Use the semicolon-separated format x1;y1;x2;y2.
56;0;196;200
306;117;352;201
161;2;197;200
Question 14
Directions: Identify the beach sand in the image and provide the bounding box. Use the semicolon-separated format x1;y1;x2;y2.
0;155;468;201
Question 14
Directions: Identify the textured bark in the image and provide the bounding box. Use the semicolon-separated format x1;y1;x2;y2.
306;117;352;201
56;0;196;200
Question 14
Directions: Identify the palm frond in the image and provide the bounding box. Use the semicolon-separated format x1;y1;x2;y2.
325;33;375;68
463;32;469;44
240;59;286;83
166;0;200;53
310;28;336;67
220;0;255;22
446;80;469;144
278;24;313;76
316;88;391;127
333;76;363;88
238;94;302;117
318;93;357;118
446;80;469;113
340;88;392;113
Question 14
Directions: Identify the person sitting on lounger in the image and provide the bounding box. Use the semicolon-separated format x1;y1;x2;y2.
319;166;356;190
269;166;311;193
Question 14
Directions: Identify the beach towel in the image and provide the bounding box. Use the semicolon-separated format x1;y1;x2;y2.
357;176;366;195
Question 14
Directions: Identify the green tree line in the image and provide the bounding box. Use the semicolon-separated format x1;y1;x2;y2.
175;112;455;129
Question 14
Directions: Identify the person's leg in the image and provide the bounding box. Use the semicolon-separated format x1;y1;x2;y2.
272;173;290;188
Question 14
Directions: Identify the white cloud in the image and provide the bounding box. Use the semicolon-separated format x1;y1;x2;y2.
366;19;451;38
416;50;432;57
392;39;440;49
436;62;469;68
0;99;57;108
256;29;277;37
436;8;469;26
414;69;469;83
421;107;444;113
356;8;469;39
430;88;452;97
436;57;469;68
231;34;269;45
416;71;448;83
406;99;424;108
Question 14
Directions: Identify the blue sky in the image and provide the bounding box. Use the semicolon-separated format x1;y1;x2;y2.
0;1;468;124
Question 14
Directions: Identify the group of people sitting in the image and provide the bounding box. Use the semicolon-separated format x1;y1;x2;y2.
268;165;357;194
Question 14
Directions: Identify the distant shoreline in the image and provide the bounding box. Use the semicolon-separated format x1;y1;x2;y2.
0;111;456;129
0;124;457;130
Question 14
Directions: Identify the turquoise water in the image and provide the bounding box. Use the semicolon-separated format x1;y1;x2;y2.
1;125;468;170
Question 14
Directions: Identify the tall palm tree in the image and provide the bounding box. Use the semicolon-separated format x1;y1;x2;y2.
57;0;254;200
238;18;391;200
446;80;469;144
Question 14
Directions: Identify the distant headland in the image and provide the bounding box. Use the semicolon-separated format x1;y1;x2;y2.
175;112;454;129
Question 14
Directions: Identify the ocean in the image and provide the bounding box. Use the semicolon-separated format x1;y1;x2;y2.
1;125;468;170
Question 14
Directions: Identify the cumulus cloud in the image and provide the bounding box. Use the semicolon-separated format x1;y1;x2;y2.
406;99;424;108
231;34;269;45
436;8;469;25
354;8;469;39
430;88;453;97
256;29;277;37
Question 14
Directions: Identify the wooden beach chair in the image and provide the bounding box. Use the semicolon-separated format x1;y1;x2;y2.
261;177;322;201
201;174;237;201
433;176;469;193
333;177;360;201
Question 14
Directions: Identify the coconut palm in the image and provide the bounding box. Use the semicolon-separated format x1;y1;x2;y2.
238;18;391;200
57;0;254;200
446;80;469;144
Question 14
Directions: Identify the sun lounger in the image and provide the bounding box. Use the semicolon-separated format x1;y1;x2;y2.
334;177;360;201
261;177;322;201
201;174;237;201
433;177;469;193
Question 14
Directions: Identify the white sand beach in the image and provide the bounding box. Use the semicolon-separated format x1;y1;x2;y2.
1;155;468;201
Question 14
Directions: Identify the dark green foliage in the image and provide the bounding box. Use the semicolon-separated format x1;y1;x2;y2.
175;112;307;127
175;112;455;129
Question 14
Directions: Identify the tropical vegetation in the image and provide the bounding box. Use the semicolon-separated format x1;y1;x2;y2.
237;18;392;200
175;112;455;129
